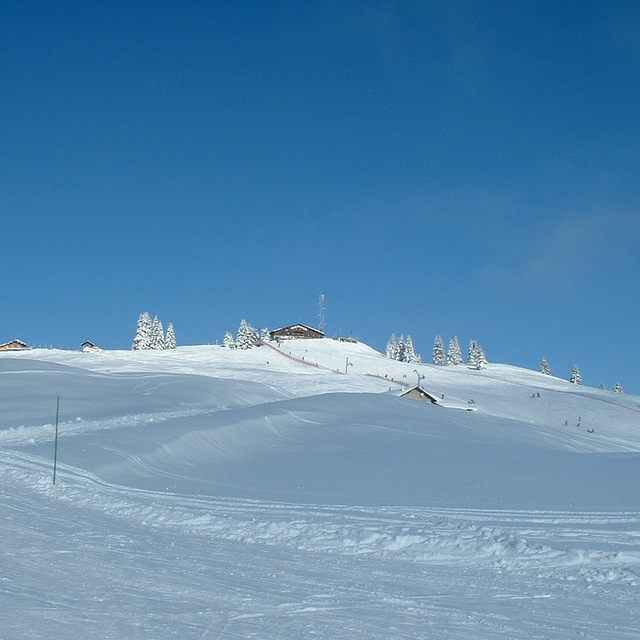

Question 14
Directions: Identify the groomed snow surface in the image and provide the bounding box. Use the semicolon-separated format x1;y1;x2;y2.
2;339;640;639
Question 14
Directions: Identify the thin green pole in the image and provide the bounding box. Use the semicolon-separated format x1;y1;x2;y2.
53;397;60;485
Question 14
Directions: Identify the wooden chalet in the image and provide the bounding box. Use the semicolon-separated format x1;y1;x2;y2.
269;324;325;341
0;339;30;351
81;341;99;352
399;386;439;404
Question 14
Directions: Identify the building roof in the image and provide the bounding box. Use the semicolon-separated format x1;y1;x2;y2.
270;324;325;336
0;339;29;351
399;386;439;403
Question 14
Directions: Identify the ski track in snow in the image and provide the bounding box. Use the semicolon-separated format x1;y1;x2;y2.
3;446;640;639
3;448;640;584
0;407;228;446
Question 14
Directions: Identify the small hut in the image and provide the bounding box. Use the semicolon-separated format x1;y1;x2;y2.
399;386;439;404
0;339;30;351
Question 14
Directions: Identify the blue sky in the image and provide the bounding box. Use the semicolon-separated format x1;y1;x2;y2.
2;1;639;391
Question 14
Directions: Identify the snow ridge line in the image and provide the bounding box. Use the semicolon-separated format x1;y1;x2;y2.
2;448;639;585
466;368;640;415
0;406;232;446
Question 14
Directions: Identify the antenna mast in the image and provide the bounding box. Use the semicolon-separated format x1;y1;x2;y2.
318;294;326;334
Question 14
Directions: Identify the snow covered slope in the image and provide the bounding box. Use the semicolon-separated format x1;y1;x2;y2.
2;340;640;638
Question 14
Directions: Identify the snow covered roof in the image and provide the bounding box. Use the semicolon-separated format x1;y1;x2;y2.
399;386;439;403
269;324;325;339
0;339;29;351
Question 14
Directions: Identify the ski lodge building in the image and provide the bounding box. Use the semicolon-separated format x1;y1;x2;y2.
0;340;30;351
269;324;324;341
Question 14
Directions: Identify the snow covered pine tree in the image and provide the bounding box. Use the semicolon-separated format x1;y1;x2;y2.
468;340;487;370
236;319;259;349
149;316;165;350
475;344;488;370
132;312;152;350
468;340;479;369
386;334;399;360
447;336;463;365
432;335;447;365
396;335;407;362
404;335;421;363
569;365;582;384
164;323;177;349
539;358;551;375
386;333;419;362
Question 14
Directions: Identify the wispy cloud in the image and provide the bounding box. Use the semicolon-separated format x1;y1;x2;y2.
485;212;640;290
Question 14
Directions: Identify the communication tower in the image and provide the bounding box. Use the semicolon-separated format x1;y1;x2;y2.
318;294;326;334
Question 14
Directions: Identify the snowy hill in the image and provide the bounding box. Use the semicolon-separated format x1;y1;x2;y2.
2;339;640;638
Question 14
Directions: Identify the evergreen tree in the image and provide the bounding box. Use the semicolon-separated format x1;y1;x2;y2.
539;358;551;376
132;312;152;350
249;323;259;345
385;334;394;358
475;344;488;370
222;331;236;348
569;365;582;385
404;335;414;363
164;323;176;349
260;328;270;342
447;336;463;365
396;334;407;363
386;333;420;362
613;382;624;394
404;335;421;363
386;334;398;360
599;382;607;390
149;316;165;350
236;319;259;349
432;335;447;365
468;340;480;369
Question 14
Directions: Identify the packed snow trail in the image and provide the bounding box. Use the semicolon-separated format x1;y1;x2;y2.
259;340;411;387
260;340;325;370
